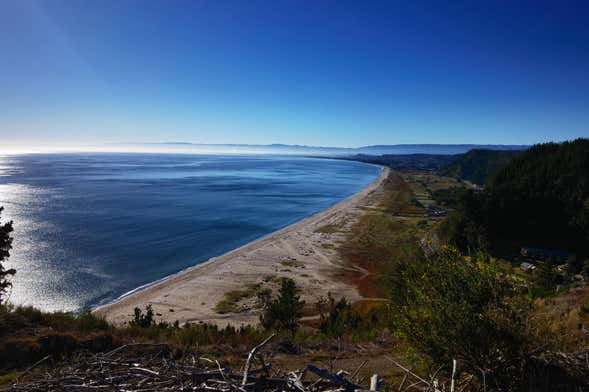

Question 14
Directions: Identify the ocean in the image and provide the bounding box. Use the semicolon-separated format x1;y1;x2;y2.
0;153;379;312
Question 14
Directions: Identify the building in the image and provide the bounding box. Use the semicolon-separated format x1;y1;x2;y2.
427;205;447;217
520;262;536;273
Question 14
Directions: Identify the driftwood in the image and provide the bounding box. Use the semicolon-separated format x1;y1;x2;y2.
7;335;530;392
305;365;359;391
2;337;381;392
7;340;572;392
242;333;274;386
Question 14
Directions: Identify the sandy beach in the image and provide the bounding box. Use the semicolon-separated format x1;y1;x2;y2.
94;166;390;326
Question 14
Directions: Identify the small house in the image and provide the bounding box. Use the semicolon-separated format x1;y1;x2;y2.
520;262;536;273
427;205;447;217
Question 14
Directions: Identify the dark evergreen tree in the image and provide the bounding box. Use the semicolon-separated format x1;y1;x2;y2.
259;278;305;335
130;305;155;328
0;207;15;304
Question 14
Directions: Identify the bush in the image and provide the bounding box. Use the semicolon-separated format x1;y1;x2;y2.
129;305;154;328
387;246;532;390
316;293;360;337
533;262;564;293
0;304;109;337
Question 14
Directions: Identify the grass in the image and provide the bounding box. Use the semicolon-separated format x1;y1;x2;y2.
213;283;264;314
379;174;426;216
530;285;589;351
339;212;421;298
0;370;22;385
314;224;341;234
280;260;305;268
0;302;269;371
338;172;433;298
0;304;110;338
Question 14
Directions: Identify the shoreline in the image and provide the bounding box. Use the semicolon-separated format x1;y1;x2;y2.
94;165;390;326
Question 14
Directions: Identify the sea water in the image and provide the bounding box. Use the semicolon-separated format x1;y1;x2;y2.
0;154;379;312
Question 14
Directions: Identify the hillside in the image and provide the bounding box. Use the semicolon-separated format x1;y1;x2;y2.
337;153;455;171
487;139;589;255
335;149;524;183
355;143;527;155
442;138;589;257
440;149;523;185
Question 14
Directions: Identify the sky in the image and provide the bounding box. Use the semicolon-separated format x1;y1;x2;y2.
0;0;588;148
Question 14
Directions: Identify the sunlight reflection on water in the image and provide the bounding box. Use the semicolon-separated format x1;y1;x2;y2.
0;154;379;312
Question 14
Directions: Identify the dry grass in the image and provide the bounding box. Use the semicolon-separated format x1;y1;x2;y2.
338;173;432;298
379;174;425;216
532;285;589;351
314;223;341;234
213;283;265;314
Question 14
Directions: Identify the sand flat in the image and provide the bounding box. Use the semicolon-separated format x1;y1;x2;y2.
94;166;389;326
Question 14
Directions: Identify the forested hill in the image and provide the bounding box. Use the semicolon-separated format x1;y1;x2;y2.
488;139;589;254
443;138;589;258
336;148;524;184
337;153;455;171
440;149;523;185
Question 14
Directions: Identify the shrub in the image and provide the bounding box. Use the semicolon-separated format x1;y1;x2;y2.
387;246;532;389
259;278;304;335
316;293;360;337
129;305;154;328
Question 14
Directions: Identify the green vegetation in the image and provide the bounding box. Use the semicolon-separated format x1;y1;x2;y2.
340;149;522;186
380;174;425;215
0;304;113;369
0;304;109;338
431;186;468;208
440;148;522;185
388;246;532;389
258;278;305;335
314;223;340;234
342;213;419;268
130;304;155;328
0;207;14;305
213;283;266;314
339;164;589;388
441;139;589;260
0;302;267;370
338;153;455;171
316;293;360;337
339;172;448;299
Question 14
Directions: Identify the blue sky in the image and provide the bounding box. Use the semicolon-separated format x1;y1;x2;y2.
1;0;588;148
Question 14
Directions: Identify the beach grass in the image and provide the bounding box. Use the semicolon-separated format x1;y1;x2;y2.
314;223;341;234
213;283;265;314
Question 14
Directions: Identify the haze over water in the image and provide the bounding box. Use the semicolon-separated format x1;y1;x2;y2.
0;154;379;312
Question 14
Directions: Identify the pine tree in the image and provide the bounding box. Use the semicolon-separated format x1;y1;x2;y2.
259;278;305;335
0;207;14;305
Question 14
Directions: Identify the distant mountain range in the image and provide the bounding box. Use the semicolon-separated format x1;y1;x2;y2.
112;142;528;156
